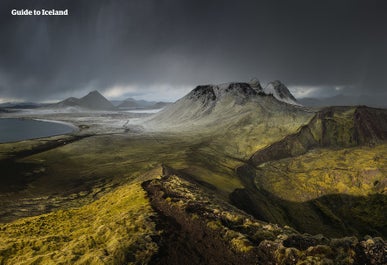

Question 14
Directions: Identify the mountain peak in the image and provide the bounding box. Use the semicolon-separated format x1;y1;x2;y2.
84;90;103;97
264;81;299;105
52;90;115;110
249;78;263;92
79;90;115;110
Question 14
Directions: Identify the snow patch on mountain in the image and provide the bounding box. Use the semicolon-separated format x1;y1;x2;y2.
264;81;300;105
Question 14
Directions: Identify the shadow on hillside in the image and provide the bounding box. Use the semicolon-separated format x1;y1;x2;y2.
229;181;386;238
229;106;387;238
0;160;41;193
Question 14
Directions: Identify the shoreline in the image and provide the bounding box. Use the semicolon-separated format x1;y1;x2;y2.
0;117;79;144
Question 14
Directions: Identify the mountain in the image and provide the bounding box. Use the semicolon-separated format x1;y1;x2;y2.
144;81;307;131
117;98;170;110
298;94;387;108
51;90;116;110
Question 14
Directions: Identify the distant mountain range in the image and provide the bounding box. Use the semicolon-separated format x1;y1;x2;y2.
48;91;170;111
1;83;385;111
115;98;170;110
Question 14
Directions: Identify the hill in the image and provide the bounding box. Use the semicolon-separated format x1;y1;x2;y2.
50;90;116;110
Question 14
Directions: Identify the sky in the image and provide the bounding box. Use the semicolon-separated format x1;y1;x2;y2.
0;0;386;103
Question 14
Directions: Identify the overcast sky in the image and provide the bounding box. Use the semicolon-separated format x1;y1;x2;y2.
0;0;386;102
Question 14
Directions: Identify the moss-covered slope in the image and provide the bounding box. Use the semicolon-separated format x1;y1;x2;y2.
0;174;159;265
250;106;387;165
234;106;387;238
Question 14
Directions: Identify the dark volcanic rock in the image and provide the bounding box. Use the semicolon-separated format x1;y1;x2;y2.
188;85;217;104
225;82;258;96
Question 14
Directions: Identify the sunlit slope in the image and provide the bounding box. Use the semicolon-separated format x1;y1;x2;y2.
0;177;158;265
257;145;387;202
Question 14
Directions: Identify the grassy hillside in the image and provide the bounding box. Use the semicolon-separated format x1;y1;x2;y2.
234;106;387;238
257;144;387;201
0;177;158;264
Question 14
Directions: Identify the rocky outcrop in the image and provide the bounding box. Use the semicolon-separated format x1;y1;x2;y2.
143;168;386;265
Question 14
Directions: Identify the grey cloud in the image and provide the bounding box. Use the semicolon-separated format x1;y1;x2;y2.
0;0;386;102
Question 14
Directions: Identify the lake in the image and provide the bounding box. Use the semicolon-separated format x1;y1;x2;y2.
0;118;75;143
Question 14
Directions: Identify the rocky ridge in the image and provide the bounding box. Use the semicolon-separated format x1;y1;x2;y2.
143;166;386;265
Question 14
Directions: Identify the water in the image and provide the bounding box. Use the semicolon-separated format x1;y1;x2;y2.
0;118;75;143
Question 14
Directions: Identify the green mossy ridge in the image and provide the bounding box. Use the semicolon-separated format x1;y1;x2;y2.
0;179;158;265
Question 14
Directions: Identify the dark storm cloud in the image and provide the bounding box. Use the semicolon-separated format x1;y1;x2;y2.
0;0;386;102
